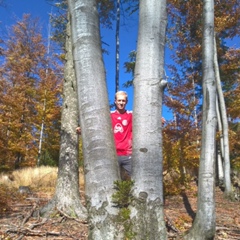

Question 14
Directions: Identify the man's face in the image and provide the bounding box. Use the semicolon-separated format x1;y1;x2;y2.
115;94;127;112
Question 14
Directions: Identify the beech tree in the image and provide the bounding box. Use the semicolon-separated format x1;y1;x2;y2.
213;35;231;196
67;0;121;239
130;0;167;239
184;0;216;238
39;15;87;219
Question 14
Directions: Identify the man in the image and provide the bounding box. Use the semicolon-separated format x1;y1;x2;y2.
111;91;132;180
111;91;165;179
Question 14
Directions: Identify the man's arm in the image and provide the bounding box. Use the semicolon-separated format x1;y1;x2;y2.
162;117;166;125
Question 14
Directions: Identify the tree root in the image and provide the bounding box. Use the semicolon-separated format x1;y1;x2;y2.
37;196;87;220
57;207;88;224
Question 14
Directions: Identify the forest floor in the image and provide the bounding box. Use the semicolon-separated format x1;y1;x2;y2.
0;181;239;240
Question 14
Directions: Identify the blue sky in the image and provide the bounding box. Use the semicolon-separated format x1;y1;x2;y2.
0;0;53;36
101;12;138;111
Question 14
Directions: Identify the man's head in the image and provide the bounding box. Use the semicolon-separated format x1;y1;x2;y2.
115;91;128;113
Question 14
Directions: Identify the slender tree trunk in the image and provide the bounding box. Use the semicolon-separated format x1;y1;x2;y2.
191;73;198;129
213;35;232;195
39;14;87;220
68;0;121;239
131;0;167;239
184;0;216;239
216;98;224;187
115;0;120;93
37;95;46;166
37;19;51;166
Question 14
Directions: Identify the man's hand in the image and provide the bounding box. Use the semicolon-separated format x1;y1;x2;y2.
162;117;166;125
76;127;81;135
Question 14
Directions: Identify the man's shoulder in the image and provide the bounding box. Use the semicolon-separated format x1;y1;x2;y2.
126;110;132;115
110;110;116;116
110;110;132;114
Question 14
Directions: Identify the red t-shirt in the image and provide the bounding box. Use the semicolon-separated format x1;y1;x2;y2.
111;110;132;156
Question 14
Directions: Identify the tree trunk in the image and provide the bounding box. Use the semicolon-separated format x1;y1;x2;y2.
130;0;167;239
115;0;120;93
213;35;232;196
37;91;46;166
68;0;121;239
37;18;51;166
216;98;224;188
184;0;216;239
39;14;87;220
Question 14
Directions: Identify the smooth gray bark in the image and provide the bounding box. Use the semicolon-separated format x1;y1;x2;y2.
131;0;167;239
184;0;216;239
39;15;87;220
214;36;232;195
216;98;224;186
68;0;121;239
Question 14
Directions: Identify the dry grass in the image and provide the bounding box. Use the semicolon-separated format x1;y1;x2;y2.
0;166;58;192
0;166;85;194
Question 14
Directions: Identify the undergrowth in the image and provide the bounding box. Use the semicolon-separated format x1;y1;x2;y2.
112;180;136;239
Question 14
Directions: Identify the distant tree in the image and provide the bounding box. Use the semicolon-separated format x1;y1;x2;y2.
130;0;167;239
184;0;216;238
123;50;136;87
47;0;68;50
0;15;61;170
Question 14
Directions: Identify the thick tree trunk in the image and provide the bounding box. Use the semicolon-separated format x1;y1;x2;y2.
130;0;167;239
184;0;216;239
214;36;232;196
68;0;121;239
39;14;87;220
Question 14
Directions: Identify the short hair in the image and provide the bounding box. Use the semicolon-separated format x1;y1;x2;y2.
115;91;128;100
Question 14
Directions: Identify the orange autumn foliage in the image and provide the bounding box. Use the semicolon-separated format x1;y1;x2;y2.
0;15;62;171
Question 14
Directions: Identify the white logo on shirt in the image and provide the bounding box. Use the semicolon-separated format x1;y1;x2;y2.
122;120;128;126
114;123;123;133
